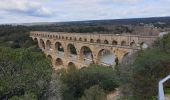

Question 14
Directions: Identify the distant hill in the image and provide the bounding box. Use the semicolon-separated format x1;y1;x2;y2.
14;16;170;26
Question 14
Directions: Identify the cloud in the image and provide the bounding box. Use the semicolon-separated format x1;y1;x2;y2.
0;0;53;17
0;0;170;24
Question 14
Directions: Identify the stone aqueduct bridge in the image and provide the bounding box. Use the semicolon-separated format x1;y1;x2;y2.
30;31;158;70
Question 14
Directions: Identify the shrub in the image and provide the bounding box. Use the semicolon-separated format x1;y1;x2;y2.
0;47;52;99
60;64;118;100
80;85;106;100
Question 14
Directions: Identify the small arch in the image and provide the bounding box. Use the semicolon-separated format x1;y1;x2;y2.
90;39;94;43
74;37;77;41
62;36;64;39
121;41;126;46
130;40;136;47
104;40;109;44
55;58;63;67
97;39;101;43
33;38;38;44
79;37;82;41
47;55;52;60
84;38;87;42
112;40;118;45
66;37;68;40
68;62;76;69
46;40;52;50
70;37;72;40
56;35;58;39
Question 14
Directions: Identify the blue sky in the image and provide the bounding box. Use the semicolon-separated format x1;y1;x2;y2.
0;0;170;24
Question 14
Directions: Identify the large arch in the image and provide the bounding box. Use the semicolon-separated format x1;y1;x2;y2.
67;44;77;61
97;49;116;66
80;46;94;65
140;42;148;49
40;39;45;49
46;40;52;50
55;42;64;58
55;58;63;67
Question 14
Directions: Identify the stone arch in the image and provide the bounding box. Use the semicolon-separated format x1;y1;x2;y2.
55;42;64;52
121;41;126;46
79;37;82;41
47;55;52;60
66;37;68;40
130;40;136;47
55;58;63;67
104;40;109;44
62;36;64;39
33;38;38;43
97;49;116;66
74;37;77;41
97;39;101;43
112;40;118;45
56;35;58;39
140;42;148;49
70;37;72;40
55;42;64;58
80;46;94;65
40;39;45;49
67;44;77;56
68;62;77;69
84;38;87;42
46;40;52;50
90;39;94;43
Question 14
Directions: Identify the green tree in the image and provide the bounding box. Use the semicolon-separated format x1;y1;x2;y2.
117;33;170;100
60;64;118;100
0;47;52;99
80;85;107;100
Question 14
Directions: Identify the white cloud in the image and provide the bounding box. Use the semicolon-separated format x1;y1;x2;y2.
0;0;53;17
0;0;170;24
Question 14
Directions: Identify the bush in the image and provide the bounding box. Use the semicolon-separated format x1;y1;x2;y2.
117;33;170;100
0;47;52;99
80;85;106;100
59;64;118;100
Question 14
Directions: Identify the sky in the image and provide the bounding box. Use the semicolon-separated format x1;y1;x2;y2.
0;0;170;24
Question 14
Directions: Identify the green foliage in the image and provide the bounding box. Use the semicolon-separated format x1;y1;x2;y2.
117;33;170;100
9;92;37;100
154;33;170;52
0;47;52;99
80;85;107;100
59;64;118;100
0;25;37;49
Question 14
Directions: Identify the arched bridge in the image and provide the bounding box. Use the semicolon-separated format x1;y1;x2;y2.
30;31;158;70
